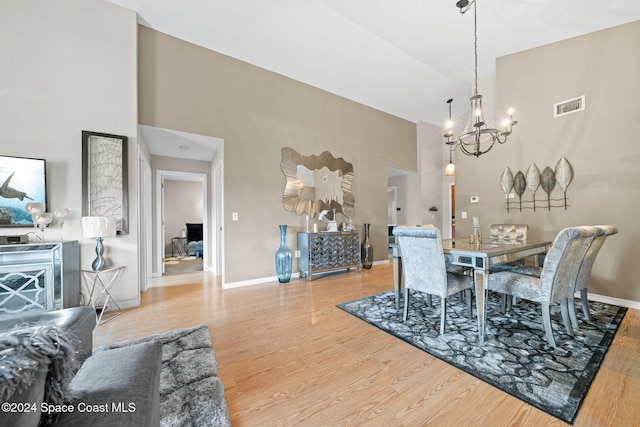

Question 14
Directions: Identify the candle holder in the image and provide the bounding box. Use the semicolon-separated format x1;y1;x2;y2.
24;203;45;240
53;208;70;241
34;212;53;242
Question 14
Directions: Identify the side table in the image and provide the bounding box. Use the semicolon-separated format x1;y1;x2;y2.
80;266;124;325
171;237;188;256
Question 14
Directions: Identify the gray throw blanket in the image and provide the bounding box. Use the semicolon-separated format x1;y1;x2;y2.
0;324;79;408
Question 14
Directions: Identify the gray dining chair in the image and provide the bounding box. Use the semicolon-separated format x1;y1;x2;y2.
488;224;530;274
569;225;618;325
489;223;529;242
393;225;474;335
487;226;599;347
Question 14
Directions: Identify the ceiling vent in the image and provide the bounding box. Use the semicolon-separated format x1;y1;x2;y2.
554;95;585;118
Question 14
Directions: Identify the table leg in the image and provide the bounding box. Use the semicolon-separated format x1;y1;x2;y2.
474;269;487;344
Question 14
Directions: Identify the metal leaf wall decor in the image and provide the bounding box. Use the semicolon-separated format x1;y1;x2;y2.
555;156;573;209
540;166;556;211
526;163;541;211
501;167;514;212
513;171;526;212
500;157;573;212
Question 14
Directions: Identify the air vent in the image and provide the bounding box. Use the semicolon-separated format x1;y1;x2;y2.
554;95;585;118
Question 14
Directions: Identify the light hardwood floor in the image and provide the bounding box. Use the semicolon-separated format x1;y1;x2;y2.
93;265;640;426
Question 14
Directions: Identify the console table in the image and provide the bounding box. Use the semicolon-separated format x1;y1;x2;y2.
297;231;361;281
0;241;80;317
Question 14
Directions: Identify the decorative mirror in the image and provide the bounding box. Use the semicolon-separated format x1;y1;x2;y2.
280;147;354;219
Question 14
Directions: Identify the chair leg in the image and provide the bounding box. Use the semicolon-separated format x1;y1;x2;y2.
568;296;579;330
440;297;447;335
580;288;591;321
466;289;472;320
541;304;556;348
403;288;410;321
499;293;508;313
560;299;574;336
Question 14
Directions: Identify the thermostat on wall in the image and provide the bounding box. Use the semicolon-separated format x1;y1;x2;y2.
470;196;479;204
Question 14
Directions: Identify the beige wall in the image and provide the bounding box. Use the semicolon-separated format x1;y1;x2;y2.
0;0;140;305
454;21;640;303
137;27;417;284
388;173;421;226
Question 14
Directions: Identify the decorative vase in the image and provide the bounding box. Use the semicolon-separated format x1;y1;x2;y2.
361;223;373;269
275;225;293;283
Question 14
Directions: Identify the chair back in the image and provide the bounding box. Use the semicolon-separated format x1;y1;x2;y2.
489;224;528;242
574;225;618;292
186;223;203;243
540;226;599;303
393;225;447;298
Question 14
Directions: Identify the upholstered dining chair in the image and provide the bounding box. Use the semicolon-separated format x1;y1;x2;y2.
393;225;475;335
569;225;618;325
489;223;529;242
488;224;530;274
486;226;599;347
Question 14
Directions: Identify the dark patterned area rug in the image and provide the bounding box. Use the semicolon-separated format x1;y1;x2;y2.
103;325;230;426
338;291;627;424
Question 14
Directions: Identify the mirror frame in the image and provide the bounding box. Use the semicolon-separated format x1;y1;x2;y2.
280;147;354;219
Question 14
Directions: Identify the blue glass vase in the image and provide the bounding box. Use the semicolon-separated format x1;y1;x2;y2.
275;225;293;283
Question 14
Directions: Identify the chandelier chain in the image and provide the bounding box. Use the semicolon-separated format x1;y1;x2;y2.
473;1;478;95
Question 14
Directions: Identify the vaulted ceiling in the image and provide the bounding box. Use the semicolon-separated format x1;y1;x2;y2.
108;0;640;125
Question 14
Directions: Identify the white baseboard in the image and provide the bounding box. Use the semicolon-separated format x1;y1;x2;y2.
583;292;640;310
223;261;392;289
223;272;302;289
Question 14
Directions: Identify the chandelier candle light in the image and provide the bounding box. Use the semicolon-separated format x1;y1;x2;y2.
444;0;518;162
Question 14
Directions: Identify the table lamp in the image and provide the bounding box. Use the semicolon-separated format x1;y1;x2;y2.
82;216;117;271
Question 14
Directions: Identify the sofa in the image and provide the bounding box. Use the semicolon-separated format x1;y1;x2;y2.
0;307;162;426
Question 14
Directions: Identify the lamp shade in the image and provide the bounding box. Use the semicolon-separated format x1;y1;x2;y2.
82;216;116;239
445;162;456;176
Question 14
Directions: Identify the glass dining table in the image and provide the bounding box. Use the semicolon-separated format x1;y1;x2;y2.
390;238;552;344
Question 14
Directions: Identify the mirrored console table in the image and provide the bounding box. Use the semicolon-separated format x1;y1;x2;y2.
297;231;361;281
0;241;80;317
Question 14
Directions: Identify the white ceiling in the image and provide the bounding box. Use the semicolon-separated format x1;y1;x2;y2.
139;125;222;161
112;0;640;160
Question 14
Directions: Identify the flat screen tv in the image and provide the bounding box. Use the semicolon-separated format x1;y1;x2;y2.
0;155;47;227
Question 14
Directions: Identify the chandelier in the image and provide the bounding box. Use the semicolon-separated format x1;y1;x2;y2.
444;0;517;160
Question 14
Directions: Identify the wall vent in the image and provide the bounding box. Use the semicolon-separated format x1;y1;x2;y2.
554;95;585;118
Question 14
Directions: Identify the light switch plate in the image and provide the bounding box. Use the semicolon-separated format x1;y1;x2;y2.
232;212;238;221
461;211;467;219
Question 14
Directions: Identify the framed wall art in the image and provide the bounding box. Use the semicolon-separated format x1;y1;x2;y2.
82;130;128;234
0;155;47;227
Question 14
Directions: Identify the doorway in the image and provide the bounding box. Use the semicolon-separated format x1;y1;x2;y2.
156;170;207;276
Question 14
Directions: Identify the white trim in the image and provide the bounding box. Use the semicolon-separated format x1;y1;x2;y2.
222;263;392;289
582;292;640;310
223;272;302;289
